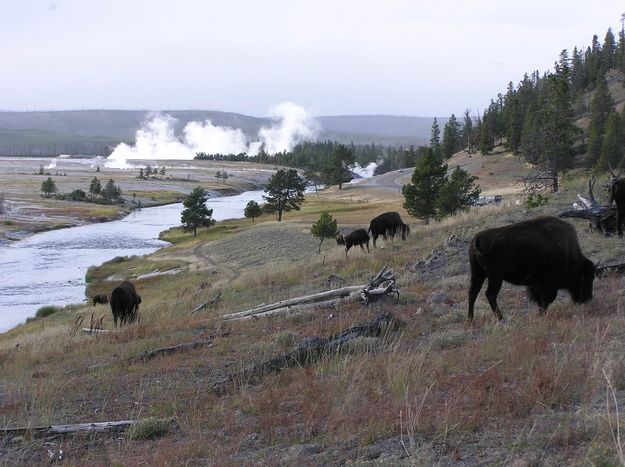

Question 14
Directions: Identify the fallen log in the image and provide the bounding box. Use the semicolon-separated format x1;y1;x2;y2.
1;420;138;438
213;311;398;393
231;296;357;321
361;264;399;305
82;328;113;334
190;291;222;314
220;286;363;321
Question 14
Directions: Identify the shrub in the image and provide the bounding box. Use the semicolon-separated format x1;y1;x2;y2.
35;305;60;318
127;417;175;440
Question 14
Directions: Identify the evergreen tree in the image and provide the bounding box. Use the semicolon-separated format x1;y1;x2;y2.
310;211;338;253
303;168;322;196
145;165;153;178
462;109;474;152
89;177;101;199
401;148;447;224
600;112;624;170
430;118;441;159
181;187;215;237
321;144;355;189
263;168;306;221
540;54;577;192
616;29;625;72
602;28;616;73
41;177;57;197
159;166;166;178
138;167;144;179
437;167;481;216
441;114;462;158
243;200;262;223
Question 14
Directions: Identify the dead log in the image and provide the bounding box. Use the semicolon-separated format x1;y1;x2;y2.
361;264;399;305
131;338;213;363
220;286;363;321
0;420;138;438
213;311;398;393
230;296;357;321
82;328;113;334
557;178;617;234
190;291;222;314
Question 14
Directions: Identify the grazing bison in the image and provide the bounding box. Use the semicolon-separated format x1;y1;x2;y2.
92;293;109;306
609;178;625;236
468;216;595;323
368;211;410;247
110;281;142;327
336;228;370;257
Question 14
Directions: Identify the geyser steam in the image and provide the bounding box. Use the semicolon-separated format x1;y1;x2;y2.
106;102;319;168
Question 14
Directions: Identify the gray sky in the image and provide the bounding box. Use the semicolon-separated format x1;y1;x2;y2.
0;0;623;117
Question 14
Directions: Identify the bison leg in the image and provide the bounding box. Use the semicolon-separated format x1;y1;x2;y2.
366;241;370;253
359;243;366;252
529;282;557;315
484;275;504;321
618;208;624;237
372;234;378;248
468;270;486;323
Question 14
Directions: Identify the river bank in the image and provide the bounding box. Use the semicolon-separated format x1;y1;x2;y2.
0;156;273;242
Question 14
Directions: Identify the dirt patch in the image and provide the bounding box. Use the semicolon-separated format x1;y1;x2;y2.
407;234;470;281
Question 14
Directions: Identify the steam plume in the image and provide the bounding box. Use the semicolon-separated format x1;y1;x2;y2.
106;102;319;168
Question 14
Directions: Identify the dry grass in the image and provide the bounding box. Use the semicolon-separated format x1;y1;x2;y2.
5;159;625;463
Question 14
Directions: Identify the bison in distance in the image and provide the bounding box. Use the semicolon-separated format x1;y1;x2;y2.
110;281;142;327
336;228;370;257
368;212;410;248
467;216;595;323
610;178;625;236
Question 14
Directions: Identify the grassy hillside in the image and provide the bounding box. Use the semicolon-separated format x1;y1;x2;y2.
3;149;625;464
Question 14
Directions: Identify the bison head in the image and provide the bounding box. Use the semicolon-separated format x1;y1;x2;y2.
568;258;596;304
336;234;345;245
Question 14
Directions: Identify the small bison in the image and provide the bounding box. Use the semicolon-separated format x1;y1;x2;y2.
92;293;109;306
610;178;625;236
368;211;409;247
110;281;142;327
468;216;595;323
336;228;370;257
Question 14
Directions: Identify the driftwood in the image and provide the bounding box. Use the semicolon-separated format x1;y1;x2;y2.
190;291;222;314
221;266;400;321
557;179;616;234
220;286;363;321
361;264;399;305
213;311;398;393
0;420;138;438
77;338;213;372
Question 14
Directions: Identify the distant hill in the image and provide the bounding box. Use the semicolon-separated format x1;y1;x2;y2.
0;110;440;156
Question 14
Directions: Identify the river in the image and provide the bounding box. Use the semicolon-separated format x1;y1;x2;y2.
0;190;265;333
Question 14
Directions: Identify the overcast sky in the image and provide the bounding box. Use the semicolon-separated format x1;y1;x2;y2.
0;0;623;118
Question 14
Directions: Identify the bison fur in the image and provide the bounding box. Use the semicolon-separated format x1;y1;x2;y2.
92;293;109;306
336;228;370;257
368;212;410;247
468;216;595;322
110;281;142;327
610;178;625;236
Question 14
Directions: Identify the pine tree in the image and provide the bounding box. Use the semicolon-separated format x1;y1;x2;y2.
601;112;624;170
181;187;215;237
310;211;338;253
321;144;355;189
89;177;101;199
437;167;481;216
402;148;447;224
243;200;262;223
441;114;461;158
462;109;474;152
40;177;57;197
602;28;616;73
540;54;577;192
430;118;441;159
263;169;306;221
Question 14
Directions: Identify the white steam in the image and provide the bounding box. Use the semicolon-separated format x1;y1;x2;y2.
106;102;319;168
351;162;378;178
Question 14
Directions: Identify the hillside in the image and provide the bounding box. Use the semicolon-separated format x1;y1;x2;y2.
3;149;625;463
0;110;437;156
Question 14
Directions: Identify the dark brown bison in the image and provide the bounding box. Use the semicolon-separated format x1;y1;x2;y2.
336;228;370;257
468;216;595;323
92;293;108;306
609;178;625;236
110;281;142;327
368;211;410;247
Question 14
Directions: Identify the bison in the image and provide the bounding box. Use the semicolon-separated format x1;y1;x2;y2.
468;216;595;323
110;281;142;327
336;228;370;257
92;293;109;306
368;212;410;247
609;178;625;236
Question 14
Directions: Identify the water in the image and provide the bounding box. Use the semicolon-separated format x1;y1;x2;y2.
0;190;265;332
